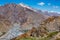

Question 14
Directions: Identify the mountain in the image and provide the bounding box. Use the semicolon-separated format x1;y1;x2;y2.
0;3;60;40
0;3;47;34
0;3;48;40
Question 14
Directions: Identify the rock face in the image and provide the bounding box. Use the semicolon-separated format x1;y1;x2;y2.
0;3;46;32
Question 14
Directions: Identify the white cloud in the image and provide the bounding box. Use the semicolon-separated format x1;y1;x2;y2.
53;6;59;8
38;2;45;6
49;11;60;14
50;11;54;12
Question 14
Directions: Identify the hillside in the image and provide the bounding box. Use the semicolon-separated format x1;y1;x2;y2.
13;16;60;40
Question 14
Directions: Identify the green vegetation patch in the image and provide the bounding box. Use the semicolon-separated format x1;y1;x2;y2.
15;31;59;40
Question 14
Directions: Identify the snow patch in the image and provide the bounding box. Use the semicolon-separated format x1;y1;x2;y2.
18;3;37;12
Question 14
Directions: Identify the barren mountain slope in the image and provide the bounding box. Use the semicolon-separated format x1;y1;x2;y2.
0;3;46;33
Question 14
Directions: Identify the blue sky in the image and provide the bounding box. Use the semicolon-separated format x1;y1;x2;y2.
0;0;60;12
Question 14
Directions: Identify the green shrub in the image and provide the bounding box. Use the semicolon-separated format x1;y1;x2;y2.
47;31;58;38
